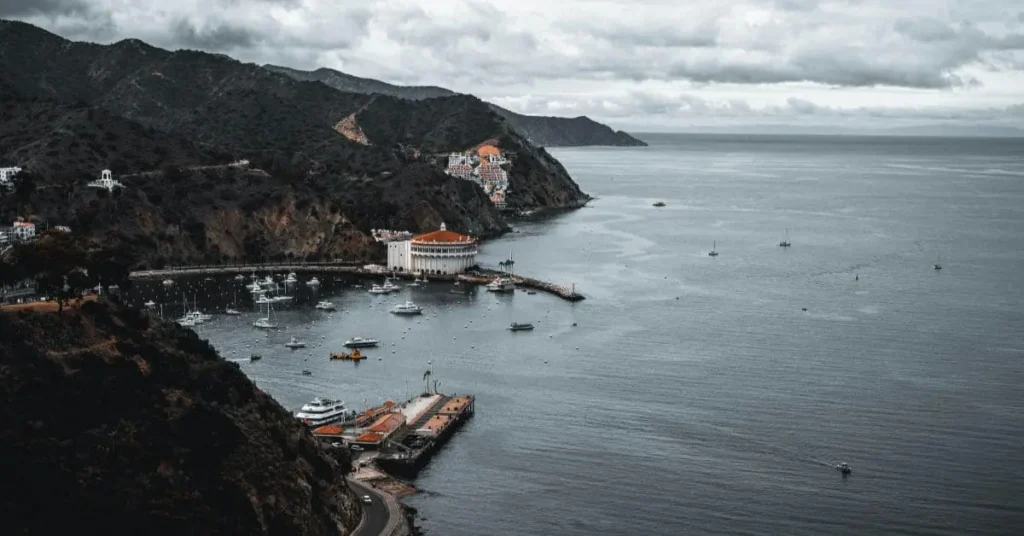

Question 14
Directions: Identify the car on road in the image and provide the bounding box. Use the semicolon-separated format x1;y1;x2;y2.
361;495;372;504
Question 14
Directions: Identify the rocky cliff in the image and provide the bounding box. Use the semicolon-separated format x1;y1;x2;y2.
0;301;362;534
264;64;647;148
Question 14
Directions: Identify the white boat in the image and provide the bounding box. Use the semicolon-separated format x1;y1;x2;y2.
344;337;379;348
382;279;400;293
486;276;515;293
144;300;157;308
162;279;175;287
315;300;336;311
189;311;212;322
261;276;275;288
252;317;277;329
285;272;298;284
285;336;307;349
248;282;264;294
294;398;357;427
224;308;242;316
234;274;246;281
306;277;321;287
368;284;388;294
271;295;293;304
255;296;272;305
176;316;195;327
391;301;423;315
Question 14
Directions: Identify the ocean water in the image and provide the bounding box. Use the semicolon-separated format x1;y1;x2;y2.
146;133;1024;535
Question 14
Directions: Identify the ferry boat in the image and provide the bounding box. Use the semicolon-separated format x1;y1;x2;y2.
315;300;336;311
391;301;423;315
344;337;379;348
508;322;534;331
487;276;515;293
294;398;357;427
330;348;365;361
306;277;321;287
285;337;307;349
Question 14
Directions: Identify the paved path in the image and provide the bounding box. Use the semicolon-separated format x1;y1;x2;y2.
349;478;403;536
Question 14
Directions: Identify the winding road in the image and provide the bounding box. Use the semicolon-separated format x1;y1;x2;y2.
349;478;401;536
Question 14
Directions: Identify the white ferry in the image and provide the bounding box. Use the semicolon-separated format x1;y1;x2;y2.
294;398;357;427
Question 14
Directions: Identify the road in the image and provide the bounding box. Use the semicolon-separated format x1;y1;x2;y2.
348;479;395;536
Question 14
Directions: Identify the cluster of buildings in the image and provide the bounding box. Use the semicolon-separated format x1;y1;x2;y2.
386;223;479;275
0;167;21;190
0;220;37;247
371;229;414;243
444;145;510;209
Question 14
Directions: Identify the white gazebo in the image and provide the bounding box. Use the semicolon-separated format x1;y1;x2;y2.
87;169;125;192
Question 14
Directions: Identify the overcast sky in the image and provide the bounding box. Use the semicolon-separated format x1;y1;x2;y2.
4;0;1024;131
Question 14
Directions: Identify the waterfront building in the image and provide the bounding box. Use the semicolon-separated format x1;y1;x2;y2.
11;221;36;241
387;223;478;274
0;166;21;188
86;169;124;192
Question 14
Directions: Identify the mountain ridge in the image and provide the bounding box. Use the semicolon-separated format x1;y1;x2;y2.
264;64;647;148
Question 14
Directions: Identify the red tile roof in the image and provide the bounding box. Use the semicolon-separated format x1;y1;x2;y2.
413;229;475;244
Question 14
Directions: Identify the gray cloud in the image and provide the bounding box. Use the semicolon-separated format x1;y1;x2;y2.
0;0;87;17
171;18;260;50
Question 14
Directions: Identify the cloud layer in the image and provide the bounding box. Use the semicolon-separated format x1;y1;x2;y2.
6;0;1024;129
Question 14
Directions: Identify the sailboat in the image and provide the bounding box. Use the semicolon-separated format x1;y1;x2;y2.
934;254;942;271
708;240;719;257
779;228;791;248
225;290;241;315
253;300;278;329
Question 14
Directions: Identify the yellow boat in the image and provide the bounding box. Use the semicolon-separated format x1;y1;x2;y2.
329;349;365;361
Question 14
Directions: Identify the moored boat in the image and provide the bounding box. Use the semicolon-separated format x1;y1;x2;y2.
509;322;534;331
294;397;357;427
315;300;336;311
330;348;366;361
391;301;423;315
285;336;307;349
344;337;379;348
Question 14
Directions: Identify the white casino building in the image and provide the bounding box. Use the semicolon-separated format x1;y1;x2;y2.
387;223;478;274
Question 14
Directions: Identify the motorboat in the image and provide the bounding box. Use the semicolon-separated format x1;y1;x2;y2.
391;301;423;315
301;370;312;376
294;397;357;427
526;290;537;295
162;279;175;287
487;276;515;293
368;284;388;294
249;354;262;362
836;462;852;475
144;300;157;308
285;337;307;349
176;316;196;327
271;295;293;304
509;322;535;331
190;310;213;322
344;337;379;348
306;277;321;287
382;279;401;293
315;300;336;311
653;201;666;207
330;349;366;361
224;308;242;315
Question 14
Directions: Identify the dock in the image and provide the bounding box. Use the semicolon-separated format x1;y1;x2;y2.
312;393;475;478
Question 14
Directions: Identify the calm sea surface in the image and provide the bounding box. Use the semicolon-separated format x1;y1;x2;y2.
133;133;1024;535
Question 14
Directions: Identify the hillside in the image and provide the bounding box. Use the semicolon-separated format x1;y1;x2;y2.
264;64;647;148
0;20;595;264
0;300;361;534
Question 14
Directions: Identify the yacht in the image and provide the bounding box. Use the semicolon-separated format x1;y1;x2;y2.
486;276;515;293
779;228;792;248
285;337;307;349
261;276;275;288
382;279;401;293
162;279;175;287
271;295;293;304
252;317;277;329
285;272;298;284
315;300;336;311
224;308;242;316
176;316;196;327
306;277;321;287
368;284;388;294
708;240;719;257
509;322;534;332
391;301;423;315
344;337;380;348
294;398;357;427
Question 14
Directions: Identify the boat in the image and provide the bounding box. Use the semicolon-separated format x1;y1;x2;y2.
315;300;336;311
249;354;262;362
391;301;423;315
162;279;175;287
293;397;357;427
708;240;719;257
526;290;537;295
301;370;312;376
248;282;265;294
382;279;401;293
653;201;666;207
285;272;298;284
368;284;388;294
836;462;852;475
224;308;242;315
779;228;791;248
144;300;157;308
934;254;942;271
330;348;365;361
261;276;275;288
271;295;293;304
255;296;272;305
285;336;307;349
253;301;278;329
306;277;321;287
486;276;515;293
509;322;534;331
344;337;379;348
176;316;196;327
234;274;246;281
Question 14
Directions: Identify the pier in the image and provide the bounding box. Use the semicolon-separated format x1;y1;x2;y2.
130;262;585;302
